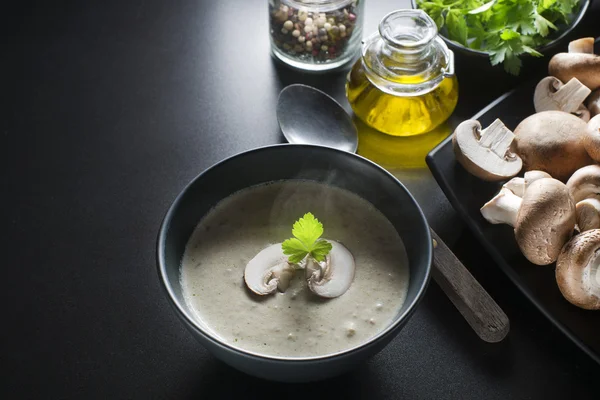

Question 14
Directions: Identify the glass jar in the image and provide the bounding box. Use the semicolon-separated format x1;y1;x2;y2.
346;9;458;136
269;0;365;71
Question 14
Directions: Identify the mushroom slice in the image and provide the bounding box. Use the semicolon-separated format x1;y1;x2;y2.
502;170;552;197
556;229;600;310
566;164;600;203
585;114;600;162
513;111;593;182
481;187;522;227
576;199;600;232
305;240;355;298
549;39;600;91
533;76;591;114
244;243;296;295
453;119;522;181
514;178;576;265
587;89;600;117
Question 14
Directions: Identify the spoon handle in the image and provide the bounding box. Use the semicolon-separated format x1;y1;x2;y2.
430;229;510;343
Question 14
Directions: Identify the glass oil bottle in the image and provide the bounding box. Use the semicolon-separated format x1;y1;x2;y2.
346;10;458;137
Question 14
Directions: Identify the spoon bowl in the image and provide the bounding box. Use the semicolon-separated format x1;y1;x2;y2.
277;84;358;153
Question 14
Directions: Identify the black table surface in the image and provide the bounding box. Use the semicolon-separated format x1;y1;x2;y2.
4;0;600;398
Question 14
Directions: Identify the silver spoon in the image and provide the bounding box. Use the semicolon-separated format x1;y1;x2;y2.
277;84;509;343
277;84;358;153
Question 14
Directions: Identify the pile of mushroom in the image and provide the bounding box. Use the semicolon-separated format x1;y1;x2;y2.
244;241;355;299
452;37;600;309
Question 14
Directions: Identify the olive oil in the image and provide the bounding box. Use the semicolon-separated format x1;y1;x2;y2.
347;62;458;137
346;10;458;137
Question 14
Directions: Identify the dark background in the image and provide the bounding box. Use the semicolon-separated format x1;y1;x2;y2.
3;0;599;398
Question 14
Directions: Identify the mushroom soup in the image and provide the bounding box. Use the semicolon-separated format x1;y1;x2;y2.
180;180;410;357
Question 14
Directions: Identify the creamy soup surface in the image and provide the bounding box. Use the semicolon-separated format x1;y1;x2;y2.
181;180;410;357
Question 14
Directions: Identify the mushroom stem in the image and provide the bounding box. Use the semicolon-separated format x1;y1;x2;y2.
478;119;517;159
576;198;600;232
480;187;522;227
568;37;595;54
306;241;355;298
271;262;296;292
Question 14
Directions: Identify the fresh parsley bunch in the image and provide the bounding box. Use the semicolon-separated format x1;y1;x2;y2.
416;0;581;75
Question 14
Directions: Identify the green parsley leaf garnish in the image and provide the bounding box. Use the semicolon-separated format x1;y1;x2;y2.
416;0;581;75
281;213;332;263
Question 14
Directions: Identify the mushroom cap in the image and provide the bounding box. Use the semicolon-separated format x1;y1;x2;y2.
452;119;522;181
566;164;600;203
515;178;576;265
585;114;600;162
556;229;600;310
587;89;600;117
513;111;593;181
576;198;600;232
244;243;294;295
549;53;600;91
306;240;355;298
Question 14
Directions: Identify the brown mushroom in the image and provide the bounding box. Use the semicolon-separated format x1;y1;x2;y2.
453;119;522;181
533;76;591;115
481;178;576;265
556;229;600;310
587;89;600;117
585;114;600;162
576;199;600;232
566;164;600;203
513;111;593;181
549;38;600;91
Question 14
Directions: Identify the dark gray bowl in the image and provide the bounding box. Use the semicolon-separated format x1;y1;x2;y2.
157;144;432;382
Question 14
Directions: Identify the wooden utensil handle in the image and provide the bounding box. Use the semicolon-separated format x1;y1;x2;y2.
430;229;510;343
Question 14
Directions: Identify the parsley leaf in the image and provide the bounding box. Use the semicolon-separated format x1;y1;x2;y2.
416;0;582;75
282;213;332;263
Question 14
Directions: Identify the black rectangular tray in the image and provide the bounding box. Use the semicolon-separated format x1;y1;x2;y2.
426;82;600;365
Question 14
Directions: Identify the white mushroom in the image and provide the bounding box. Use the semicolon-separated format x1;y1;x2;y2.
502;170;552;197
556;229;600;310
576;198;600;232
305;240;355;298
453;119;522;181
533;76;591;115
244;243;296;295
